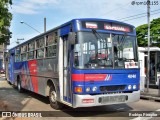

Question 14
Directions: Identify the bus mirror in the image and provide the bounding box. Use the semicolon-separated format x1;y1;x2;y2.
68;32;76;45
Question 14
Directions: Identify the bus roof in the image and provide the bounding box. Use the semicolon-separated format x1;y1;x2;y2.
73;18;135;28
9;18;135;50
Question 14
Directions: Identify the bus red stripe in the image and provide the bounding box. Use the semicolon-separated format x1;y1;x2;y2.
72;74;84;81
72;74;112;81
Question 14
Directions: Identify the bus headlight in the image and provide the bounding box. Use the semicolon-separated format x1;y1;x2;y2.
86;87;90;92
128;85;132;90
92;86;97;92
133;85;136;89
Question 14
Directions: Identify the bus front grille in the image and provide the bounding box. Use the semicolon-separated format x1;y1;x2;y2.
100;85;126;92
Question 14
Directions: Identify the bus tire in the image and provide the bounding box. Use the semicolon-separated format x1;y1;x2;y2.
49;86;62;110
7;81;12;85
17;79;23;93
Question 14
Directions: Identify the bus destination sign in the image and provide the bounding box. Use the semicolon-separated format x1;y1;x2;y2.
82;21;132;32
104;23;130;32
85;22;98;29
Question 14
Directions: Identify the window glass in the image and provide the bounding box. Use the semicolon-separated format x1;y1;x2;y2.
28;51;34;59
15;55;20;62
37;38;44;48
37;48;44;58
45;31;57;58
21;45;27;53
46;32;57;46
21;53;27;61
28;42;35;51
74;32;137;69
46;45;57;57
16;48;20;54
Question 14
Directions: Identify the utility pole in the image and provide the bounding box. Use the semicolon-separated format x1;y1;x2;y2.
2;43;6;68
44;17;46;33
147;0;150;93
2;43;7;78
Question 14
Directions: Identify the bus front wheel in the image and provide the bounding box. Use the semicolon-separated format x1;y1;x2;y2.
49;86;62;110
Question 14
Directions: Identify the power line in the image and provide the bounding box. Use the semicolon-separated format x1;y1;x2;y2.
121;12;160;22
117;9;160;21
101;1;133;17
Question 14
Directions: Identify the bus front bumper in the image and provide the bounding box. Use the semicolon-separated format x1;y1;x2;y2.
72;90;140;108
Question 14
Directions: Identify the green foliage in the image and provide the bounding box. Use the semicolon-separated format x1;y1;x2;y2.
136;24;148;46
0;0;12;44
136;17;160;47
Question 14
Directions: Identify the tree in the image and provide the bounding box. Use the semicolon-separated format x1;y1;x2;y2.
136;17;160;47
0;0;12;44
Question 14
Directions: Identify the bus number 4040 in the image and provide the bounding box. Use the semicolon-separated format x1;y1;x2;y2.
128;74;136;78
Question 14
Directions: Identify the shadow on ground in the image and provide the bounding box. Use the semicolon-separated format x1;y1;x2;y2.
0;80;133;117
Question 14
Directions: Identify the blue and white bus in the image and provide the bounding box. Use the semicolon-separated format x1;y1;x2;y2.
7;18;140;109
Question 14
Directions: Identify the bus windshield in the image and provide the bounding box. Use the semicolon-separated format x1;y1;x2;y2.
74;32;138;69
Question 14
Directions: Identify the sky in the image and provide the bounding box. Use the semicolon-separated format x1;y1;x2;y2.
8;0;160;48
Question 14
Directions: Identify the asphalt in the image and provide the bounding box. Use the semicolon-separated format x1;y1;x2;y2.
140;88;160;102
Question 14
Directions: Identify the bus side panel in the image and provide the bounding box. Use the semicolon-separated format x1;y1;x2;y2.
28;60;39;93
43;58;58;78
8;54;14;84
20;61;33;91
27;58;58;96
36;59;46;95
14;58;59;96
14;61;25;86
16;60;39;94
42;58;59;96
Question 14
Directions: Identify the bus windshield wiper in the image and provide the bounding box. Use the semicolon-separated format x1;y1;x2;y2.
117;33;127;47
92;29;103;41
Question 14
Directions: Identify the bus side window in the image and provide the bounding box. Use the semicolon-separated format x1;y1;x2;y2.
28;42;35;51
28;51;34;60
45;32;57;58
21;53;27;61
36;38;45;59
28;41;35;60
37;49;44;58
16;55;20;62
15;47;21;62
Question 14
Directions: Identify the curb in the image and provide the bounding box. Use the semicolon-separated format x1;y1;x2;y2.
140;95;160;102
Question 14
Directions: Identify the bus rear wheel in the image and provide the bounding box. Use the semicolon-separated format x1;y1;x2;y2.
17;79;23;93
49;86;62;110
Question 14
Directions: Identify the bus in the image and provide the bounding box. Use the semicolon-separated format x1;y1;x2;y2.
7;18;140;109
139;47;160;90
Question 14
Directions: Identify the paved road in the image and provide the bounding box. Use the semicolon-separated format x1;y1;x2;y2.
0;77;160;120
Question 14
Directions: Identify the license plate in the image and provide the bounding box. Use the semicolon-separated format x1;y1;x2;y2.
100;95;127;103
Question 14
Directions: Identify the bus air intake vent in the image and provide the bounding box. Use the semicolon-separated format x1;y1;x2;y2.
100;85;126;92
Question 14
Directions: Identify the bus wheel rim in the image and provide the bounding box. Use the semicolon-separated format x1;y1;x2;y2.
18;82;20;90
50;91;56;103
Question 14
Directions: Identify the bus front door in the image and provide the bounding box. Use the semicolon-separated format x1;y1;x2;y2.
63;36;72;104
